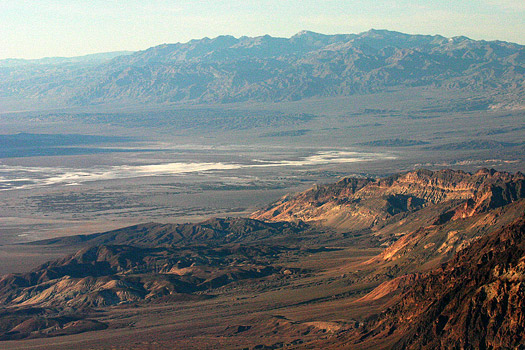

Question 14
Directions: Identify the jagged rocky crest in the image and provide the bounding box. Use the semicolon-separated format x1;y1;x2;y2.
252;168;524;230
253;169;525;274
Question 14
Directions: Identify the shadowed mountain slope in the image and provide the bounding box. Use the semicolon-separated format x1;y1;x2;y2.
1;168;524;347
252;169;525;278
0;242;294;341
0;244;286;310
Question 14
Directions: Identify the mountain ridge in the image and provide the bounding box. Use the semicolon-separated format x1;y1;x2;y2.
29;217;311;248
1;29;523;107
251;168;525;230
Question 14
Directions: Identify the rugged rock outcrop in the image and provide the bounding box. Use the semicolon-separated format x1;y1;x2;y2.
253;169;525;276
1;168;524;345
252;169;524;232
368;198;525;270
348;217;525;350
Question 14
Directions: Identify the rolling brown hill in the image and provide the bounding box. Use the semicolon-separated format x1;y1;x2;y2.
32;217;310;247
0;244;285;309
0;243;292;341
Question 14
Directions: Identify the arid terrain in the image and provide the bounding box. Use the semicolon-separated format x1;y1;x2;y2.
1;29;524;349
0;169;523;349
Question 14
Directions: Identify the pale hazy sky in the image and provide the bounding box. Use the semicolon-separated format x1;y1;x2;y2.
1;0;523;59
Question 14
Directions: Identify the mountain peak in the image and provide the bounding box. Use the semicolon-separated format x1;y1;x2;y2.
292;30;325;38
360;28;403;36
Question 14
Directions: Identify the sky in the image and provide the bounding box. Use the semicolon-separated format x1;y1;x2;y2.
0;0;524;59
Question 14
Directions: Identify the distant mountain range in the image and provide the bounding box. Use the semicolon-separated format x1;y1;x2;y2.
1;29;523;107
0;51;132;68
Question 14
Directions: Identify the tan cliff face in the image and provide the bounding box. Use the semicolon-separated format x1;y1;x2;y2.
250;169;525;282
251;169;525;233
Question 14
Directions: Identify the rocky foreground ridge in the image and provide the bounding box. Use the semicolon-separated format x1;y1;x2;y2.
254;168;525;274
0;169;523;348
341;217;525;350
